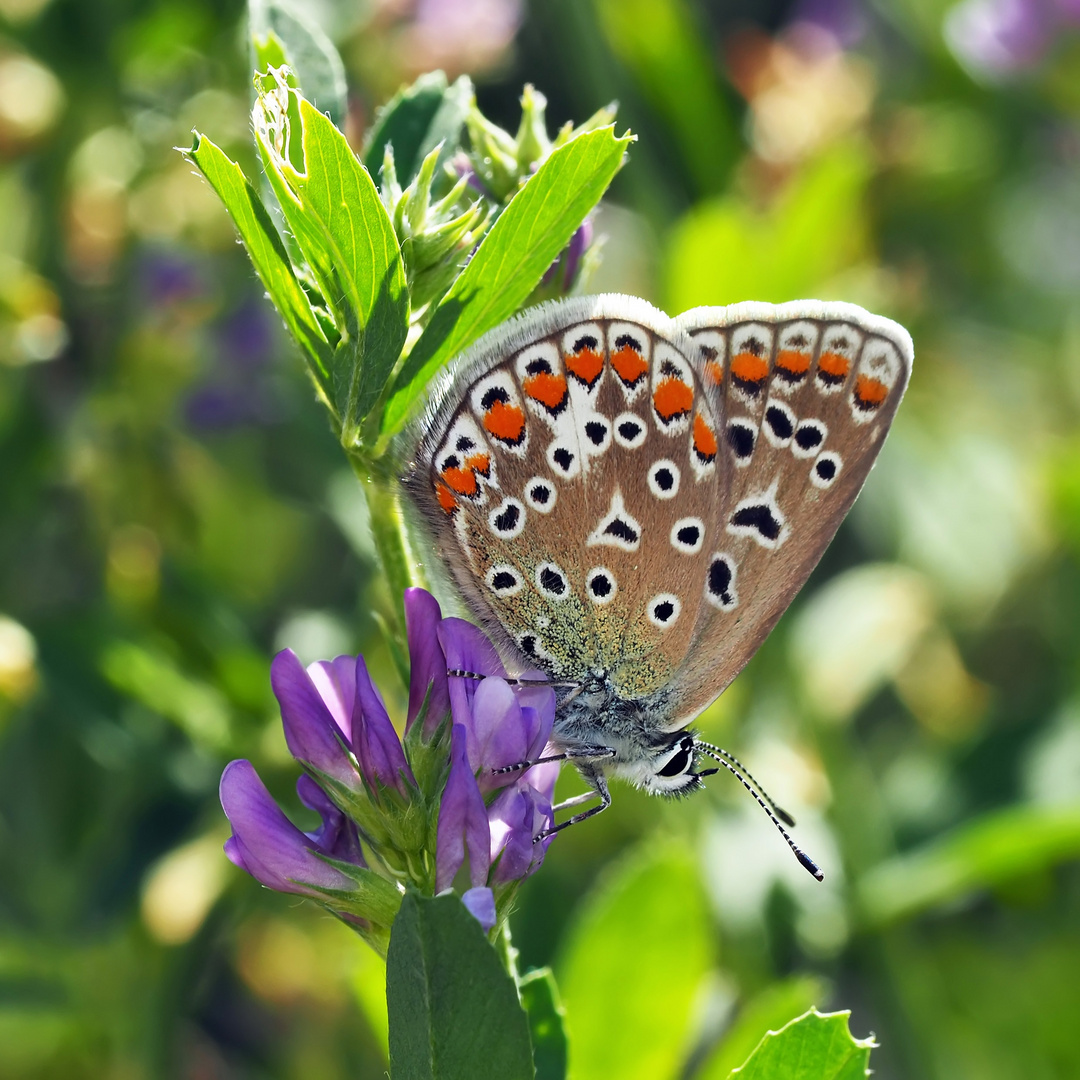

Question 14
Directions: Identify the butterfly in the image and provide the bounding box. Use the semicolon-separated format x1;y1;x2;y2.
402;295;912;878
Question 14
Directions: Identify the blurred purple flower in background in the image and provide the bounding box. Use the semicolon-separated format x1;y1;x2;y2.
945;0;1080;78
186;296;280;430
403;0;523;78
790;0;868;47
220;588;561;944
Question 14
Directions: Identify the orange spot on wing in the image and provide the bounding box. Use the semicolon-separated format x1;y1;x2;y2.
818;351;850;379
693;414;718;460
523;372;568;410
465;453;490;477
441;465;478;497
731;352;769;385
653;377;693;421
611;346;648;385
483;401;526;443
704;359;723;386
776;349;810;376
565;347;604;386
854;374;888;408
436;484;459;514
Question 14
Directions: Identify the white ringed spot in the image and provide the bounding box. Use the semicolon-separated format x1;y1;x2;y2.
524;477;558;514
647;459;681;500
792;419;827;458
517;632;562;672
726;419;756;466
647;593;682;628
762;398;796;448
613;412;648;449
546;440;580;480
486;564;524;597
587;489;642;552
580;412;612;455
670;517;705;555
727;487;789;549
705;553;738;611
811;451;842;489
535;561;571;600
488;497;525;540
586;566;618;605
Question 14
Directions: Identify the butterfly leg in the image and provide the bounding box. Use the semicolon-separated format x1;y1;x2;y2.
534;768;611;842
491;744;615;778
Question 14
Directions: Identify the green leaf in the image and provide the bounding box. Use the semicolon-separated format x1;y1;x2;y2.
556;843;713;1080
186;133;335;405
256;84;410;445
381;124;632;440
728;1009;875;1080
519;968;567;1080
593;0;737;195
698;976;829;1080
386;893;534;1080
364;70;474;184
858;802;1080;927
250;0;347;129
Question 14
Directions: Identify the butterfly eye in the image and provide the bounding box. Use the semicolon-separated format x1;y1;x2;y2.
658;745;693;778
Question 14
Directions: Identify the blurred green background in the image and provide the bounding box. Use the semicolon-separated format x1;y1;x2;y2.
3;0;1080;1076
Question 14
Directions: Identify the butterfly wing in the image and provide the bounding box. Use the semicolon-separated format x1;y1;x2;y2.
650;301;914;727
403;296;728;698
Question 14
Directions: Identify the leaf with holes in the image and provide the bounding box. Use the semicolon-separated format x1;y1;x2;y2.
728;1009;875;1080
186;133;335;410
254;76;410;447
250;0;347;129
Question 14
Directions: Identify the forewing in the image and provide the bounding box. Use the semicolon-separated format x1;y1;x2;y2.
405;296;726;698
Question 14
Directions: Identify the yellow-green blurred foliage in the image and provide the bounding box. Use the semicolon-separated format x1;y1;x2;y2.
4;1;1080;1078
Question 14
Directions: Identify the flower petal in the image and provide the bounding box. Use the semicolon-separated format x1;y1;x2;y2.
468;677;529;782
439;618;507;726
461;886;497;933
271;650;360;788
353;655;414;793
306;655;357;744
435;725;491;892
296;773;366;866
488;781;555;885
220;760;359;896
405;588;451;734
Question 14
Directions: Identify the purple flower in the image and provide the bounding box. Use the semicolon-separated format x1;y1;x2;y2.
459;675;554;792
435;724;491;891
461;886;497;932
353;655;416;795
221;759;365;897
539;218;593;293
405;587;451;735
220;589;566;942
790;0;867;47
488;774;558;884
271;649;363;789
275;649;415;796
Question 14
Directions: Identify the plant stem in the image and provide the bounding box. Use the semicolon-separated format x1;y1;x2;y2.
348;453;425;649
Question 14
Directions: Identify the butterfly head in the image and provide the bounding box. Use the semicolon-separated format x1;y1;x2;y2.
633;731;719;798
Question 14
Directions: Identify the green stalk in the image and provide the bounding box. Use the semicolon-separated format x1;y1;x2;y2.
348;453;427;652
